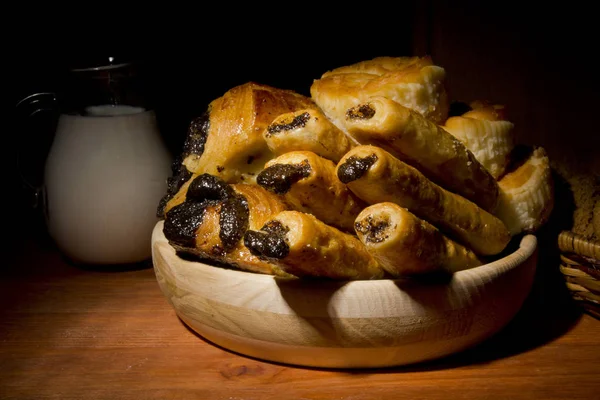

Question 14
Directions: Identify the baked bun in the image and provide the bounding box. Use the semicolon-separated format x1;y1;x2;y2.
163;173;290;276
343;96;500;213
354;202;483;276
310;56;449;138
336;145;511;256
443;101;516;180
263;108;354;163
256;150;367;232
180;82;315;185
156;54;558;280
243;210;384;280
495;146;555;236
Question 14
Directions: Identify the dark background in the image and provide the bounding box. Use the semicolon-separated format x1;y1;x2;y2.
9;1;599;237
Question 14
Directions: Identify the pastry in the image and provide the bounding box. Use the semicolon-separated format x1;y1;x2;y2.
336;145;511;256
160;172;197;217
180;82;315;184
443;100;515;180
156;54;558;282
256;150;367;232
310;56;449;136
495;146;555;236
263;108;354;163
354;202;483;276
343;95;500;213
163;173;290;275
243;210;384;280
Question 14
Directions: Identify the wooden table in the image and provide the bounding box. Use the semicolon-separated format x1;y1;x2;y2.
1;221;599;400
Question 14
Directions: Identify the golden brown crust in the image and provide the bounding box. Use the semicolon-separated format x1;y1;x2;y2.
257;151;367;232
194;183;290;276
344;96;500;213
321;56;435;78
263;108;354;163
336;145;511;256
496;147;555;236
232;184;290;231
182;82;315;184
443;109;515;180
355;202;483;276
163;176;290;276
158;57;555;281
310;56;449;135
244;210;384;280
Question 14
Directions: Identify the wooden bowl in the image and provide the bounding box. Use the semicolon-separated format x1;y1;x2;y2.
151;221;538;369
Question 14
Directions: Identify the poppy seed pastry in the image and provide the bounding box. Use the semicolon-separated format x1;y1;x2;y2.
310;56;449;136
354;202;483;276
257;150;367;233
163;173;290;276
336;145;511;256
181;82;315;185
243;210;384;280
263;107;354;163
343;96;500;214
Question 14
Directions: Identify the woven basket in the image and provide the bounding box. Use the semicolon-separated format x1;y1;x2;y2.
558;230;600;319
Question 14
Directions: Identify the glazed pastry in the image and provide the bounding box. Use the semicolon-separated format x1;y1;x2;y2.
355;202;483;276
443;101;515;180
310;56;449;135
243;210;384;280
160;172;197;217
495;146;555;236
180;82;315;184
256;151;367;232
263;108;354;163
163;173;290;275
344;96;500;213
336;145;511;256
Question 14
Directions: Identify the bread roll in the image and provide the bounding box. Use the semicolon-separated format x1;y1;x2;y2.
310;56;449;136
495;146;555;236
336;145;511;256
263;108;353;163
443;101;515;180
163;174;290;276
355;202;483;276
344;96;500;213
256;151;367;232
180;82;315;184
244;210;384;280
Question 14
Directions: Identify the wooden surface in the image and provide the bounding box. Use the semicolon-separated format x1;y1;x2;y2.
1;221;599;400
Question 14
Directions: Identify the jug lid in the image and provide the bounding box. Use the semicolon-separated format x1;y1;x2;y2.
66;56;136;72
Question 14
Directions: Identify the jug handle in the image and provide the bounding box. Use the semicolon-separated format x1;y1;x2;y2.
14;92;58;209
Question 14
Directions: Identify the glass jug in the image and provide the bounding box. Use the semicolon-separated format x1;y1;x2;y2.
17;57;173;266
